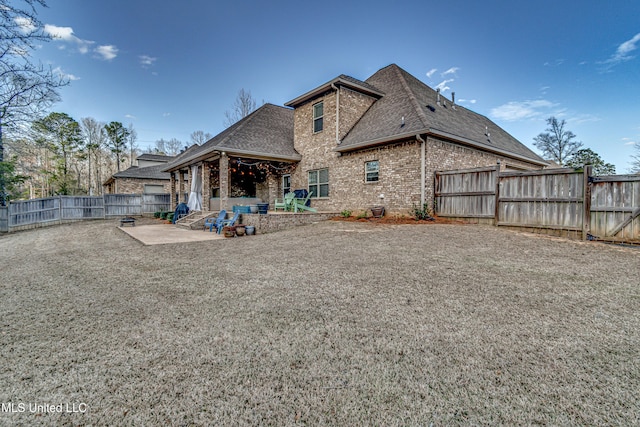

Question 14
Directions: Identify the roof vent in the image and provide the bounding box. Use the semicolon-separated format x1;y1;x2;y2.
436;88;441;106
452;92;456;110
427;105;435;112
401;116;405;127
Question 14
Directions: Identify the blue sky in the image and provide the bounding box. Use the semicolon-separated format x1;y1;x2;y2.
29;0;640;172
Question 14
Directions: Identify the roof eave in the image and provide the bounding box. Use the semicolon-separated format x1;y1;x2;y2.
285;77;384;107
164;148;301;172
334;130;426;153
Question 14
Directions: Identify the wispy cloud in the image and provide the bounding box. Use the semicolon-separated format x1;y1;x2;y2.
435;79;454;93
458;99;476;104
426;68;437;79
607;32;640;63
490;100;557;121
622;137;637;146
125;114;137;120
44;24;94;54
95;45;118;61
139;55;157;68
601;32;640;71
162;112;171;117
442;67;459;76
53;66;80;81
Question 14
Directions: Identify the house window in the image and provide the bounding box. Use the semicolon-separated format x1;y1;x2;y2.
313;102;323;133
144;184;165;194
282;174;291;196
365;160;379;183
308;168;329;198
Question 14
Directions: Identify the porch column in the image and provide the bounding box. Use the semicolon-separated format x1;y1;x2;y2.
177;169;184;204
219;152;229;212
267;173;279;209
170;172;177;211
202;162;211;211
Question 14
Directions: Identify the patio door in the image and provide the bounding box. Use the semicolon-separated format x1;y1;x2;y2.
282;174;291;196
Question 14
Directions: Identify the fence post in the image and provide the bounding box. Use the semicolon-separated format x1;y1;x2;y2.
493;161;501;226
582;164;592;240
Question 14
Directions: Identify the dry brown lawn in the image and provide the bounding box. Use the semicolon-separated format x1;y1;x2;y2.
0;219;639;426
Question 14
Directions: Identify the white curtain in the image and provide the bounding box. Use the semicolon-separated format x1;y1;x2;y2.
187;165;203;211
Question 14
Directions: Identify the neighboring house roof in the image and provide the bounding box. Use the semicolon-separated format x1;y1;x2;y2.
104;164;171;185
336;64;547;166
136;153;173;163
164;104;299;172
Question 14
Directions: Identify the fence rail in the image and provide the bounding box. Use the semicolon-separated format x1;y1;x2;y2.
436;165;640;241
1;193;172;232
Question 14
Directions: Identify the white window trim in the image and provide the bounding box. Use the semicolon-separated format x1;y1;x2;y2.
308;168;329;198
313;101;324;134
282;174;291;197
365;160;380;183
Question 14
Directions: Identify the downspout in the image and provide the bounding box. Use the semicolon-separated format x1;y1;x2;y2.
416;134;426;206
331;83;340;144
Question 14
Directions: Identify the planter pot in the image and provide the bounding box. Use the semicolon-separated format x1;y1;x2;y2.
370;206;385;218
257;203;269;214
235;225;246;236
222;226;236;238
249;205;259;214
245;225;255;235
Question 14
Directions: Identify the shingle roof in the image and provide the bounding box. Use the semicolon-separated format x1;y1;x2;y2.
164;104;299;171
136;153;173;162
112;164;171;180
338;64;546;165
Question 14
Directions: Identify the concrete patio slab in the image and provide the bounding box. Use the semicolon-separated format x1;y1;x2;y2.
118;224;225;245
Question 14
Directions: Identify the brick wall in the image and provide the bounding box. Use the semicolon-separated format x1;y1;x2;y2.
113;178;171;194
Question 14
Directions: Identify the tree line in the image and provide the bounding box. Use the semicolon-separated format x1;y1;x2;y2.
3;114;211;199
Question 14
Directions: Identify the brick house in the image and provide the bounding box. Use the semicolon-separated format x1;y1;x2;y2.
104;149;197;200
165;64;546;213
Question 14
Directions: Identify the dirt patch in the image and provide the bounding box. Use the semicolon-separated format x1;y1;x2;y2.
331;214;466;225
0;220;639;425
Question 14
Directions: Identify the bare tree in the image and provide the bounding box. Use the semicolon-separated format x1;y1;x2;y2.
533;117;583;166
81;117;106;195
190;130;211;145
1;0;68;204
127;123;138;167
223;88;257;128
631;142;640;174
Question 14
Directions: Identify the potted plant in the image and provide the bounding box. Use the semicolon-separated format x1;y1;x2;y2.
235;224;246;236
222;225;236;238
370;206;385;218
245;225;255;235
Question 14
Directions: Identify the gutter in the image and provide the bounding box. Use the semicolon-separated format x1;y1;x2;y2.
416;134;426;206
331;83;340;144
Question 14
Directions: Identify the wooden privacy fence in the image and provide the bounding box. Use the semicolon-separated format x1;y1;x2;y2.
0;193;171;232
435;165;640;241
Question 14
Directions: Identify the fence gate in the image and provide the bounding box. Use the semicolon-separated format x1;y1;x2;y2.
590;175;640;241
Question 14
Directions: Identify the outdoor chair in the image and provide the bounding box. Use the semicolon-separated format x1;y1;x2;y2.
292;191;316;213
274;192;296;211
204;210;227;232
218;210;240;234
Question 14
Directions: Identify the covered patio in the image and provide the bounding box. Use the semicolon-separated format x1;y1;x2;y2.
162;104;301;216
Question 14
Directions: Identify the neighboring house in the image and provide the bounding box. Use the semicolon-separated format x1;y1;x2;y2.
104;149;197;197
164;64;547;213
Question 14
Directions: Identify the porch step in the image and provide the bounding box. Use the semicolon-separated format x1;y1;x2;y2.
175;211;217;230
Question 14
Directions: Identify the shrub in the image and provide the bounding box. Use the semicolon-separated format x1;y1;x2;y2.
341;209;352;218
356;211;368;220
411;203;434;221
167;212;174;222
154;211;162;219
